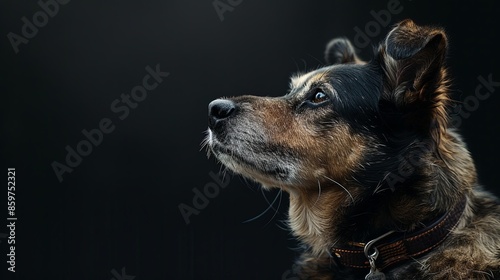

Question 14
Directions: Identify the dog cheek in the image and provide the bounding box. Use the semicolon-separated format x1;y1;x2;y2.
322;128;370;180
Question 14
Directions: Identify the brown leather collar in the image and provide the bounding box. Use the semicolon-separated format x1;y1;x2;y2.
331;197;467;271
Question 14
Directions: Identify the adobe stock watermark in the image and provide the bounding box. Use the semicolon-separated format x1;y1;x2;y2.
451;74;500;128
383;141;432;191
178;171;232;225
7;0;70;54
352;0;405;49
213;0;243;22
281;263;300;280
110;267;135;280
383;73;499;190
51;64;170;183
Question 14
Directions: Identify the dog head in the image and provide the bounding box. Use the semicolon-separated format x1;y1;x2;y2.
205;20;475;241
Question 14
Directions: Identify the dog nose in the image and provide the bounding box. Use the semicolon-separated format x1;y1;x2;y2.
208;99;236;129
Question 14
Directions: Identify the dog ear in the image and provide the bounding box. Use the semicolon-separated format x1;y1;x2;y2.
385;19;448;62
379;19;450;146
324;37;364;65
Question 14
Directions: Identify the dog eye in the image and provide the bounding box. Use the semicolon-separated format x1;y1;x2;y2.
310;91;329;104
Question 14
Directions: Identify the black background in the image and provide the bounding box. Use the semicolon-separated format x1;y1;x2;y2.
1;1;499;280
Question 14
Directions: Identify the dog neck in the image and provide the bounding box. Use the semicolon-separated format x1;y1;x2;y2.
288;186;355;256
288;175;472;257
286;131;476;258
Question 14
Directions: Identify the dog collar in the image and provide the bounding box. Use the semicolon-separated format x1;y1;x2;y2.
331;197;467;272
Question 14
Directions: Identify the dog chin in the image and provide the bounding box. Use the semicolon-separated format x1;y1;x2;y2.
209;145;295;188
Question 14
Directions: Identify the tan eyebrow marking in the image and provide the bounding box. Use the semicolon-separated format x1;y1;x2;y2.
291;68;331;89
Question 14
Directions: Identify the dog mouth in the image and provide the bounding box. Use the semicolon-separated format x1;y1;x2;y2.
205;129;296;186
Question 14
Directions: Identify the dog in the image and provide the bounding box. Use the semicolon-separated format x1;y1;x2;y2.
204;19;500;279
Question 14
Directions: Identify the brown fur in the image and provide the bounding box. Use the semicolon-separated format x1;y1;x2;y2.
206;19;500;279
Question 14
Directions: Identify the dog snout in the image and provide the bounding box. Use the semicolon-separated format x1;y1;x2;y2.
208;99;236;130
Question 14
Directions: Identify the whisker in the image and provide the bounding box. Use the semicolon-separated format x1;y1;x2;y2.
322;175;355;203
261;187;279;212
313;179;322;206
243;189;282;223
264;189;283;227
327;238;341;258
199;135;212;157
220;167;230;183
291;57;301;73
238;175;255;191
301;58;307;71
373;172;391;194
306;53;325;66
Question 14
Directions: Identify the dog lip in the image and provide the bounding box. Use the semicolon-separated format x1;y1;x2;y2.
266;166;291;180
208;141;227;156
210;142;291;181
